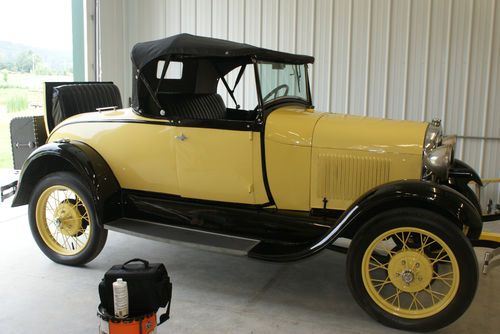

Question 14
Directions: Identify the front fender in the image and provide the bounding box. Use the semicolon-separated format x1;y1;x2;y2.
12;140;122;226
335;180;483;240
448;159;482;187
314;180;483;255
249;180;482;262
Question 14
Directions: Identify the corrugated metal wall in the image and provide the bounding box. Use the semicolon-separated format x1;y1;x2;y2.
100;0;500;205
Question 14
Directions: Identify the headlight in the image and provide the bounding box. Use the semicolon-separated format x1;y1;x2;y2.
423;144;453;179
424;118;443;152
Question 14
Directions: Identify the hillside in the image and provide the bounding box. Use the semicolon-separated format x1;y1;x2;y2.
0;40;72;72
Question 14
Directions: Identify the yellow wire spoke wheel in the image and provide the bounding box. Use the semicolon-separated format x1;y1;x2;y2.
361;227;459;319
347;208;478;331
35;185;92;256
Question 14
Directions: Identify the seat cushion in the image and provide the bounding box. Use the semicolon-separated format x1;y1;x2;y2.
159;94;226;120
52;83;122;127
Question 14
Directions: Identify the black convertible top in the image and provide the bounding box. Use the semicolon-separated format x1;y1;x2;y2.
131;33;314;70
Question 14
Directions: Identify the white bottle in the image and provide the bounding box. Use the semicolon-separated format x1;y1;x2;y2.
113;278;129;318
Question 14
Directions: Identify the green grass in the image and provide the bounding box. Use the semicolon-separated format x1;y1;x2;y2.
6;95;28;113
0;115;13;168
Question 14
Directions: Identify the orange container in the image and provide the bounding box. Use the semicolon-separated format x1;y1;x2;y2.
98;306;157;334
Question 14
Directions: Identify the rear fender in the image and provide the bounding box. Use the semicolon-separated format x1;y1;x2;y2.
12;141;122;226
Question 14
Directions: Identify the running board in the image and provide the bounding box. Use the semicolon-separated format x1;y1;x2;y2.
104;218;260;256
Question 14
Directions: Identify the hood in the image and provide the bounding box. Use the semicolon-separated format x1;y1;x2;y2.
313;113;428;155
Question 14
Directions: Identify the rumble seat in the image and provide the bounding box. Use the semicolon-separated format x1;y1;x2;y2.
52;83;123;127
158;93;226;120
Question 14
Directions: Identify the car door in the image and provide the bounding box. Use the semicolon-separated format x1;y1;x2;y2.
175;126;267;204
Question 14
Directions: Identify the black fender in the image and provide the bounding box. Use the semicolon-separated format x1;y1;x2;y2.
448;159;482;187
12;140;122;226
250;180;482;262
336;180;482;240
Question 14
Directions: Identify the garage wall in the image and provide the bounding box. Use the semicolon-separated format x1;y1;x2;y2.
99;0;500;205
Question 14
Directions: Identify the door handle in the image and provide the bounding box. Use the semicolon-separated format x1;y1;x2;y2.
175;133;187;141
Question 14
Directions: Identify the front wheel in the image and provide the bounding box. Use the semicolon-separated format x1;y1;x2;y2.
346;208;478;332
28;172;107;265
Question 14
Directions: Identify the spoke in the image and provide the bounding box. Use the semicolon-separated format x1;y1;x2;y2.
394;233;406;249
49;192;58;204
414;293;426;310
61;234;68;249
46;200;56;215
432;268;454;289
370;255;386;268
63;234;71;250
418;234;437;253
369;262;389;272
384;290;402;307
403;232;412;249
431;253;452;265
372;277;392;293
409;292;425;310
409;293;417;310
72;236;83;247
433;270;454;279
424;287;445;303
429;248;447;264
71;197;83;211
434;278;453;288
53;229;60;242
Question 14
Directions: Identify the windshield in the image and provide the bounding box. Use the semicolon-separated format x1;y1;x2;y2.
257;62;308;104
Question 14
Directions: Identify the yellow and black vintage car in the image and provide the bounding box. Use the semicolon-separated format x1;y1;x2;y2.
6;34;500;331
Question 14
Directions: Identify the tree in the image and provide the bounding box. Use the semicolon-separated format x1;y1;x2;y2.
15;50;42;73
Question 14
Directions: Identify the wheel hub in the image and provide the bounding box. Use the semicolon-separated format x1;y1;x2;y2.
54;201;83;236
401;270;414;284
388;250;433;293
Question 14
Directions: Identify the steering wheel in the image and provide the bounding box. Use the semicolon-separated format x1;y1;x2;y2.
262;84;289;102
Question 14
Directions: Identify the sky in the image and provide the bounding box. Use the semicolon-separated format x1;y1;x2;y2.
0;0;73;51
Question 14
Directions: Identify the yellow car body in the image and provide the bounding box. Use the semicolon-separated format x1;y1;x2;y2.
49;106;427;212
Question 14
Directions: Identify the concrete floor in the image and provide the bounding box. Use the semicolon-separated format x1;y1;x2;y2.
0;185;499;333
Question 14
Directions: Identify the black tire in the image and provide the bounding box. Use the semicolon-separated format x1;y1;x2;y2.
346;208;478;332
28;172;107;265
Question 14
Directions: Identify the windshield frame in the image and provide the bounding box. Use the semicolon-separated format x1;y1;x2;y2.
253;59;312;111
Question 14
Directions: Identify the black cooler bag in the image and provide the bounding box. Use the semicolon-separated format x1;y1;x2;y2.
99;259;172;320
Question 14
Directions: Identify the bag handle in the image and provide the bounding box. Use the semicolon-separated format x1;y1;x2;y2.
122;258;149;269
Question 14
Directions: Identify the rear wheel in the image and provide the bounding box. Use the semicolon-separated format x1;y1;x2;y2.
346;208;478;332
28;172;107;265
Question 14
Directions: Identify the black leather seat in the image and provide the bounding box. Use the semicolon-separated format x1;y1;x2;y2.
52;83;122;127
158;94;226;120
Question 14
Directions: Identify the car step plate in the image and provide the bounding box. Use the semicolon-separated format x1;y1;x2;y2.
104;218;260;256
